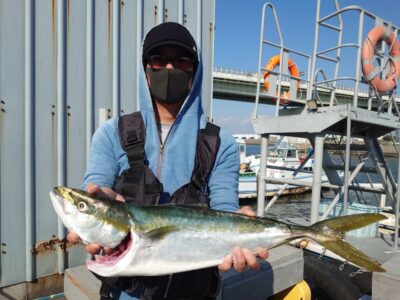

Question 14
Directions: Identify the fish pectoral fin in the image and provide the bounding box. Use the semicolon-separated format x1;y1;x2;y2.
143;225;179;243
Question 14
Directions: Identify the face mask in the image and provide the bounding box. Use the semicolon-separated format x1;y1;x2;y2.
146;68;192;104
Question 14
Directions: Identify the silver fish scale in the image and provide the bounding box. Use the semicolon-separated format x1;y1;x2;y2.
88;228;293;276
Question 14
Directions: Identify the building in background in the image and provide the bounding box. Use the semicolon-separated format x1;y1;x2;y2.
0;0;215;297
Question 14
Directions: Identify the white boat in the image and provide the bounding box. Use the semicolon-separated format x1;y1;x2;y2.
238;141;324;198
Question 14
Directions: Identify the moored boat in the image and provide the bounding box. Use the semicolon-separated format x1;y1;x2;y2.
238;141;325;198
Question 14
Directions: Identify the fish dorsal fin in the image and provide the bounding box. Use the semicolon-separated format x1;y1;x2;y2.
144;225;179;242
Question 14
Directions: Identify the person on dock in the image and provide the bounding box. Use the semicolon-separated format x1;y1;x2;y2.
67;22;268;300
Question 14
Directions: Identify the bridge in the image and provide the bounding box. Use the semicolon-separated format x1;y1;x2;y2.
212;67;396;109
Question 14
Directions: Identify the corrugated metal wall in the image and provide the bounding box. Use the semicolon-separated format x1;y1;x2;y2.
0;0;215;287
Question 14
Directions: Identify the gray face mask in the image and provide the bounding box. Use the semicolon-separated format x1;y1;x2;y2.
146;68;193;104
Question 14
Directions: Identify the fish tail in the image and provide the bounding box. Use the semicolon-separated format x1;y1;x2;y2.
303;213;387;272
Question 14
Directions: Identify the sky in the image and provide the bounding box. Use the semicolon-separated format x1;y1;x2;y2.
212;0;400;134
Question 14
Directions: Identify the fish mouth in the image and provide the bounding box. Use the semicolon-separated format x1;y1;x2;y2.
87;231;134;267
50;187;75;214
52;187;74;203
50;190;70;215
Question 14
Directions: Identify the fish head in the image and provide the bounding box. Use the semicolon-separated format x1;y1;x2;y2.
50;186;131;248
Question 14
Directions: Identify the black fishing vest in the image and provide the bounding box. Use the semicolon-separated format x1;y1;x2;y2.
114;111;221;206
98;112;222;300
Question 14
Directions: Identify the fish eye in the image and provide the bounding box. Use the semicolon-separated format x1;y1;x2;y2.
77;201;88;212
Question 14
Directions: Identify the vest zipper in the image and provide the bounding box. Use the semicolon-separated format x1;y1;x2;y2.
156;120;176;179
157;143;164;179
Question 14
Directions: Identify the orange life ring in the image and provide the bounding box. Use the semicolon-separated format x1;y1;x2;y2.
263;55;300;105
362;26;400;93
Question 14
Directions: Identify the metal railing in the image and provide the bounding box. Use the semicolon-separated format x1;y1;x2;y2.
252;1;400;252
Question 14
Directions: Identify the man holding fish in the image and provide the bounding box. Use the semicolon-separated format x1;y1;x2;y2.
67;22;268;299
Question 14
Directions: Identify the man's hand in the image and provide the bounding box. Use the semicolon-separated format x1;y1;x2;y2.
86;182;126;202
66;183;125;255
218;206;269;272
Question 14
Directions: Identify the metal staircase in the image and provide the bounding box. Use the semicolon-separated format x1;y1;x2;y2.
253;0;400;251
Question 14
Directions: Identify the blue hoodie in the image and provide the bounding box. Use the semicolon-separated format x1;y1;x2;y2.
82;32;239;212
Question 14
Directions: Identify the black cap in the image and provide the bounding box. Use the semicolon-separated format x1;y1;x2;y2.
143;22;198;65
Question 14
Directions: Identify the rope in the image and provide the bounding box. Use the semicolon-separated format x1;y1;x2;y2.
319;248;327;259
339;262;346;271
349;268;366;278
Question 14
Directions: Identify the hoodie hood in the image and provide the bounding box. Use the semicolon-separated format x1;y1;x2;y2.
138;42;204;117
137;24;207;200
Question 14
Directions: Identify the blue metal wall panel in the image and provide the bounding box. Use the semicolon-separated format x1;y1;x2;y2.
120;0;141;114
34;0;59;278
0;0;215;288
201;0;215;118
94;0;113;126
164;0;182;23
66;0;87;189
34;0;58;238
143;0;161;40
0;0;27;287
183;1;201;47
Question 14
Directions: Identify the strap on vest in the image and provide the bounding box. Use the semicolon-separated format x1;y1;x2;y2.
190;122;221;191
204;121;220;136
117;112;163;201
99;283;111;300
118;111;146;165
91;272;118;300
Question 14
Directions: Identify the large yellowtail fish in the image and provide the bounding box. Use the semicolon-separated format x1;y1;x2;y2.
50;186;386;277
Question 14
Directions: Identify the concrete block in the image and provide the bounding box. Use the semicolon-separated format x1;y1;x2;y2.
64;266;101;300
372;253;400;300
0;274;63;300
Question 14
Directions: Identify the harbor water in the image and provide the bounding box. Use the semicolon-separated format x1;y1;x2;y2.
245;143;399;183
244;144;398;220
